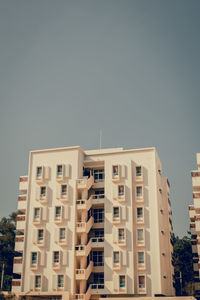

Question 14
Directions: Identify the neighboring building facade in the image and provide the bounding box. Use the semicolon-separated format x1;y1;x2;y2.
189;153;200;296
12;146;174;300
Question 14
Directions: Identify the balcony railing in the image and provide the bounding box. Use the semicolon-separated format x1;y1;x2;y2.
92;194;105;205
74;285;91;300
76;216;94;234
75;239;92;257
77;176;94;190
91;283;104;289
75;261;93;280
76;196;92;211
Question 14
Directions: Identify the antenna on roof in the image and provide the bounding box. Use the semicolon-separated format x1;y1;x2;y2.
99;129;102;150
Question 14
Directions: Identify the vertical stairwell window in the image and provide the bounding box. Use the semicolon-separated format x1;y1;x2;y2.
57;275;64;288
35;275;41;288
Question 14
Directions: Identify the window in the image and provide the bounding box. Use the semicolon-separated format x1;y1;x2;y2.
61;185;67;196
137;229;144;241
57;165;63;177
93;273;104;284
136;186;142;198
59;228;65;241
53;251;60;264
93;209;104;223
138;275;145;289
113;207;119;219
93;189;104;199
136;166;142;177
137;252;144;265
36;167;42;178
55;207;61;219
31;252;37;265
34;208;40;220
119;275;125;288
137;207;143;220
113;165;119;177
113;251;120;264
40;186;46;198
57;275;64;288
118;185;124;196
92;251;104;266
35;275;41;288
118;229;125;241
94;169;104;183
38;229;44;241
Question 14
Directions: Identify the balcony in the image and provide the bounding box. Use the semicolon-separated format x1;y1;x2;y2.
75;239;92;257
13;257;22;274
195;216;200;233
75;261;93;280
19;176;28;192
92;194;105;205
91;237;104;248
77;176;94;190
90;283;104;294
74;285;91;300
76;196;92;211
12;279;21;292
18;195;27;211
15;236;24;252
16;215;26;230
76;216;94;234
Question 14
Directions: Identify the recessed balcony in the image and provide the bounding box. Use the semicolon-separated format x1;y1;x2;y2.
92;194;105;205
90;283;105;294
75;261;93;280
77;176;94;190
76;196;92;211
91;237;104;248
76;216;94;234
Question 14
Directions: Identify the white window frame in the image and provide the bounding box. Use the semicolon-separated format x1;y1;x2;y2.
136;207;144;222
113;206;120;220
33;208;41;221
35;275;41;289
137;251;145;266
57;274;64;288
57;165;63;177
38;229;44;242
119;275;126;288
137;228;144;243
53;251;60;264
118;228;126;243
59;228;66;241
55;206;62;219
40;186;46;198
136;166;142;178
112;165;119;178
138;274;146;290
61;184;67;196
118;185;125;197
113;251;120;265
36;166;42;179
31;252;38;265
136;185;143;199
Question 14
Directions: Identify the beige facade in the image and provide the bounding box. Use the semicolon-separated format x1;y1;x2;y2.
12;146;174;299
189;153;200;296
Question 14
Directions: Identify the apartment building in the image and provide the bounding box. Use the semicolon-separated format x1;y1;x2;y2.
12;146;174;300
189;153;200;296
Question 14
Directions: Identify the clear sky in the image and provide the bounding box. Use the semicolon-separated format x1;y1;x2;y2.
0;0;199;237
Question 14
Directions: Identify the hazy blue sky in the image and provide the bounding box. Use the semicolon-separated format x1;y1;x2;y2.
0;0;199;237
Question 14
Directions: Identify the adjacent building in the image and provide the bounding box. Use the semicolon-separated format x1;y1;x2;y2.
12;146;174;300
189;153;200;296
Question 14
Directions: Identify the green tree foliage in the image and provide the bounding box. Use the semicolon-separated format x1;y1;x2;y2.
0;212;19;291
172;233;194;296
